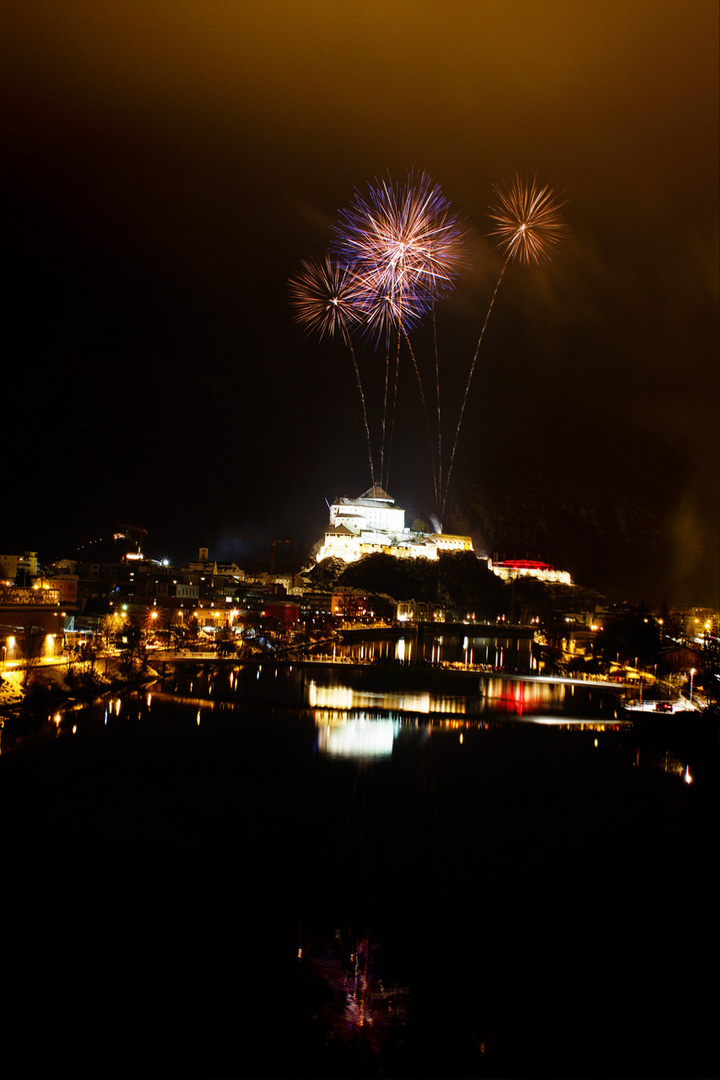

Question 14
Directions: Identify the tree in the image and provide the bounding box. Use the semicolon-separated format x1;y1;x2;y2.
99;612;126;652
338;550;508;621
119;618;144;670
436;552;503;619
216;631;237;657
594;609;661;668
306;557;346;589
19;621;46;688
340;554;437;604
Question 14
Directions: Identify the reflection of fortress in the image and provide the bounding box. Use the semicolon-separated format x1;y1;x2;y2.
316;486;473;563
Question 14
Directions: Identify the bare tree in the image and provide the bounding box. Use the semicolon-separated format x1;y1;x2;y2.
19;621;46;688
98;612;126;652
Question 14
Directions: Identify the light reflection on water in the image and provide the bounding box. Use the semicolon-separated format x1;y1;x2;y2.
334;631;538;671
54;684;700;786
298;927;411;1060
315;715;400;758
308;680;469;717
304;672;620;757
9;635;708;1080
42;647;704;790
17;655;710;1078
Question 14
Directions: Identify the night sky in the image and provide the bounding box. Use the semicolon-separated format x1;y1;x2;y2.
2;0;718;605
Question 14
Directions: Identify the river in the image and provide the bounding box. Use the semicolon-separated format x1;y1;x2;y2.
0;636;717;1078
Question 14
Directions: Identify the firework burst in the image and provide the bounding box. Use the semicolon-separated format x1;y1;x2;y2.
288;253;363;343
441;176;567;517
289;171;567;521
488;174;566;264
334;172;466;340
331;172;467;500
288;252;376;484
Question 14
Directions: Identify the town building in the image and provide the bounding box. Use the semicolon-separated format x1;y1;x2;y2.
0;551;39;582
0;583;65;664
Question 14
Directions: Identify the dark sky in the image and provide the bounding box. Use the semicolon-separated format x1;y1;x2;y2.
2;0;718;605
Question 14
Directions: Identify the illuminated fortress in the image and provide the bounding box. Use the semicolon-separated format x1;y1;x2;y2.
315;486;474;563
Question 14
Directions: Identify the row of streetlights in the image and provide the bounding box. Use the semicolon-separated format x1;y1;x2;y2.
631;656;697;705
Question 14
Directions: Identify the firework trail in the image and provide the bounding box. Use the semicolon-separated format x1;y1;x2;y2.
289;253;376;486
403;323;440;508
385;335;401;491
290;172;564;525
432;304;442;510
379;333;401;492
440;175;566;518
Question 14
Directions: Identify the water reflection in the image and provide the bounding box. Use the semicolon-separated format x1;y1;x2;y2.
308;679;469;717
2;665;713;1080
315;715;400;758
301;669;622;758
333;631;538;672
299;927;411;1063
312;711;627;758
35;652;705;792
635;745;696;783
482;676;562;715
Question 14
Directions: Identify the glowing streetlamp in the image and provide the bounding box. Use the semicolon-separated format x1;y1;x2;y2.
689;668;695;705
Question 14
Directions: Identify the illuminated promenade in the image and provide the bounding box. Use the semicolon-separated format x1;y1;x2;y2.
151;648;634;690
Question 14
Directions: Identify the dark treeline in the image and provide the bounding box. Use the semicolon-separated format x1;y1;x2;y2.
312;550;602;625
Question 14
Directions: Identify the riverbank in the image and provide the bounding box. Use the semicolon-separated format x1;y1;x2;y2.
3;652;714;766
0;655;159;738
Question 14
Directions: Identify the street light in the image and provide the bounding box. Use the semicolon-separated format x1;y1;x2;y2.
689;668;695;705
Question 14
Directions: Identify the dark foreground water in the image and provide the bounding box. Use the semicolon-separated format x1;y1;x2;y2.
1;660;717;1078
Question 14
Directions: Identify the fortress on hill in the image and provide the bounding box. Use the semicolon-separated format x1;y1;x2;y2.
314;486;573;585
315;486;474;563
